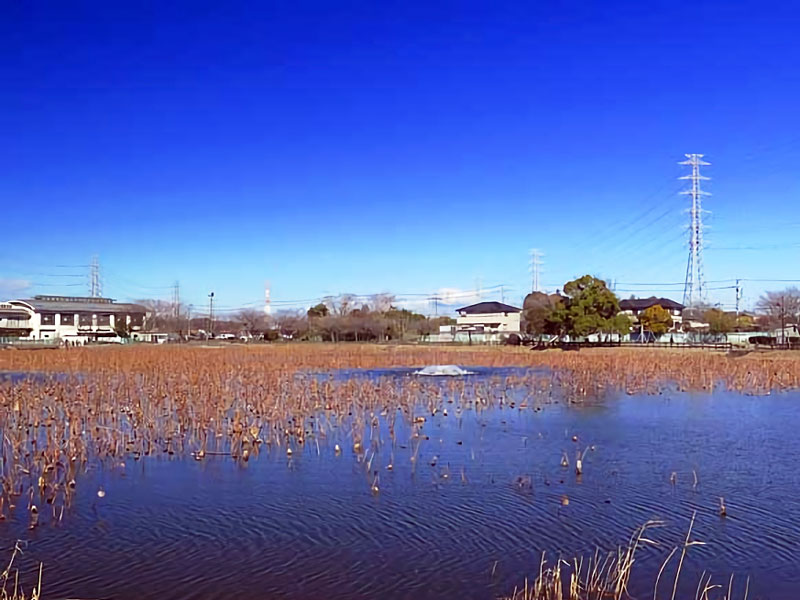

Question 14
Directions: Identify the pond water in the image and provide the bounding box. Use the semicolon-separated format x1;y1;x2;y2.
2;368;797;599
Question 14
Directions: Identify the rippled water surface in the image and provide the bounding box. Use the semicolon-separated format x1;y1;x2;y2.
3;368;798;599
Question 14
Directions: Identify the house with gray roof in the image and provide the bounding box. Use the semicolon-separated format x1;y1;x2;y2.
454;301;522;343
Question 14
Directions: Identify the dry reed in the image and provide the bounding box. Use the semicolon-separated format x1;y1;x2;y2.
504;516;749;600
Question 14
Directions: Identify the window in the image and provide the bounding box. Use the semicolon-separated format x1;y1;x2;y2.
79;314;92;327
41;313;55;326
97;314;111;326
129;313;144;327
60;314;75;326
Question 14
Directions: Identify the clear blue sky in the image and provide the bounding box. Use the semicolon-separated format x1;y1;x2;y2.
2;1;799;315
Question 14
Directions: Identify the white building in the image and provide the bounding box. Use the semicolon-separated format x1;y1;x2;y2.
0;295;146;343
0;302;34;338
454;301;521;343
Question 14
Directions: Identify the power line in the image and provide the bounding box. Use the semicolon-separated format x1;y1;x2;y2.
707;242;800;251
569;177;684;255
598;205;683;261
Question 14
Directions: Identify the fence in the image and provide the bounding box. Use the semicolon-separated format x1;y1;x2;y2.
0;338;61;349
530;340;734;351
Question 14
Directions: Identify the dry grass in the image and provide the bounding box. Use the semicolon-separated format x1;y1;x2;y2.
0;543;41;600
2;343;800;394
504;515;749;600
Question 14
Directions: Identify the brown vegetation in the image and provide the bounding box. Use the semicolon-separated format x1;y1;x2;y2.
504;515;749;600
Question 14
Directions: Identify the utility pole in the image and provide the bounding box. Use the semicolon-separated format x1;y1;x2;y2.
680;154;710;307
89;255;101;298
208;292;215;338
264;281;271;316
187;304;192;338
780;296;786;348
530;249;543;293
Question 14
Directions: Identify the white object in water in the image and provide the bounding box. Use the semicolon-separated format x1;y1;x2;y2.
414;365;473;376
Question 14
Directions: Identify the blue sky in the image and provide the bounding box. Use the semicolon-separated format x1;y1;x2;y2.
2;1;799;315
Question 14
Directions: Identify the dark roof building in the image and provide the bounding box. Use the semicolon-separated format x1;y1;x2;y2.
456;301;521;314
619;297;684;313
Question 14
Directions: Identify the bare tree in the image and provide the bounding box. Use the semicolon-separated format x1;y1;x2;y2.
369;293;395;313
317;315;343;342
237;308;267;335
325;294;357;316
137;299;187;333
756;288;800;329
273;310;308;339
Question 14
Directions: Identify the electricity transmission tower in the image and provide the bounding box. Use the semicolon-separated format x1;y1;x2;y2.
89;255;101;297
173;281;181;320
530;249;543;293
429;294;442;316
680;154;710;307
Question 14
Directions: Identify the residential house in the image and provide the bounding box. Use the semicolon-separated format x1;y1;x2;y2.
454;301;521;343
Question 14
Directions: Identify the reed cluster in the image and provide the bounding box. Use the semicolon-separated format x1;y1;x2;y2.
0;542;41;600
505;516;749;600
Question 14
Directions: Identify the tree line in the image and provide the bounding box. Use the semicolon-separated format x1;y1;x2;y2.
523;276;800;339
134;280;800;342
137;294;454;342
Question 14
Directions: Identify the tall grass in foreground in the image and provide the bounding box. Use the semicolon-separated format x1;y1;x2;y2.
504;515;749;600
0;543;41;600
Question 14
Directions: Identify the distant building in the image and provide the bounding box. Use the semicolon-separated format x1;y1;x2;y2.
455;301;522;342
0;302;34;338
0;295;146;343
619;297;684;332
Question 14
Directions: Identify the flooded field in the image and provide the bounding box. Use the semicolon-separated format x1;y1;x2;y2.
1;346;799;599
